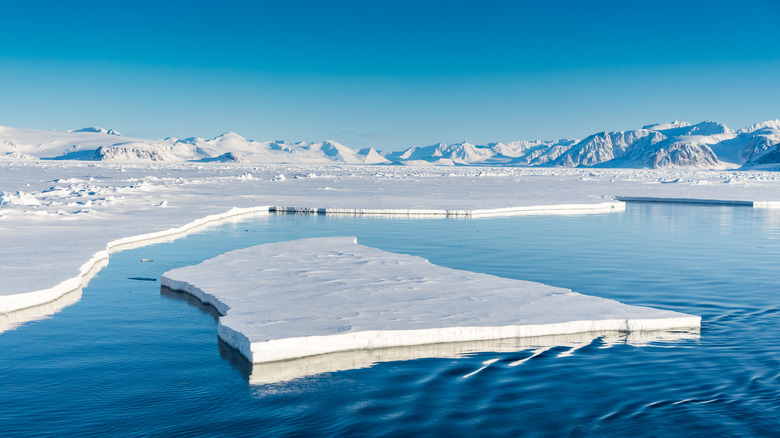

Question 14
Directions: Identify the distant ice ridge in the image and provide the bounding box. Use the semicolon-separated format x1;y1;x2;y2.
161;237;700;364
2;119;780;169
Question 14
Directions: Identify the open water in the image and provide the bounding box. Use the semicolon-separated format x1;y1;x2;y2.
1;203;779;437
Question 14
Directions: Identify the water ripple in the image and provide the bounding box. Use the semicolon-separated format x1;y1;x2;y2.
2;205;780;436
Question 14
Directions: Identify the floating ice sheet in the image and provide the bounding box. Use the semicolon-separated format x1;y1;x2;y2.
161;237;700;364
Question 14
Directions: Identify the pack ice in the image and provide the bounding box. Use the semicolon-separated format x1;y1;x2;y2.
161;237;700;364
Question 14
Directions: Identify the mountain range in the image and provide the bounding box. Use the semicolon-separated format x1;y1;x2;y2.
2;120;780;169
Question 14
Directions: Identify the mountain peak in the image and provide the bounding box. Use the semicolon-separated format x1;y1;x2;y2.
642;121;691;131
69;127;122;136
738;119;780;134
213;132;247;142
687;121;732;136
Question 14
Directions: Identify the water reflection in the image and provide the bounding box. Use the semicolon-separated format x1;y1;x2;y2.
0;258;107;334
160;286;221;320
163;284;699;384
229;330;699;385
0;289;83;333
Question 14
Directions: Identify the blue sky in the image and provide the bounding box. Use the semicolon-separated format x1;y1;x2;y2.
1;0;779;150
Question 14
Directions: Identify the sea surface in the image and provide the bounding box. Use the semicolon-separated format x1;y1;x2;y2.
1;203;779;437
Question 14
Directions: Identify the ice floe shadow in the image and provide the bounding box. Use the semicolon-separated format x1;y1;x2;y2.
161;285;699;385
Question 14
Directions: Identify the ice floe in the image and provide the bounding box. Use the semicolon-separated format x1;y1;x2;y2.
161;237;701;365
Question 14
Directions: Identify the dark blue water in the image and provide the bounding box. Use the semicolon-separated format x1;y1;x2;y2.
1;204;779;437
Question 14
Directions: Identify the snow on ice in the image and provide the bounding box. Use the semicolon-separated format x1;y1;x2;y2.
161;237;700;364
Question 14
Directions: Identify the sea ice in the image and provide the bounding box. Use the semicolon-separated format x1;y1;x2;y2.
161;237;701;365
3;161;780;325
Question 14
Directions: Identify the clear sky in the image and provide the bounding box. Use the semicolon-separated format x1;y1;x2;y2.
1;0;779;150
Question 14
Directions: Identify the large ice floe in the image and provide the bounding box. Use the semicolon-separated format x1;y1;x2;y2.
161;237;700;372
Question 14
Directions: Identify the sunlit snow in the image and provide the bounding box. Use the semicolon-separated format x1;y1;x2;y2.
161;237;700;364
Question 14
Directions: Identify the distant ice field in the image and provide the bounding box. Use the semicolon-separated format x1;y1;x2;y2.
1;204;778;436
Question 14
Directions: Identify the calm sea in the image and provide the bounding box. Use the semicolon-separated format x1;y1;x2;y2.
1;203;778;437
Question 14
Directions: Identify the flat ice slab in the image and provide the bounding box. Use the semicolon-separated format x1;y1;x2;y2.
161;237;700;364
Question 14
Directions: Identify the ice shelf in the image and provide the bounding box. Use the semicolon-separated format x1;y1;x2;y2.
161;237;701;364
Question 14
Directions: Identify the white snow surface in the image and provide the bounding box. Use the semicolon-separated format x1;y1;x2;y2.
161;237;700;363
4;161;780;319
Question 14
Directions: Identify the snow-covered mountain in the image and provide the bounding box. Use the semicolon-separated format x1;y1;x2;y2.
384;139;578;166
549;121;732;169
2;120;779;169
547;129;666;167
0;126;389;165
383;120;776;169
68;126;122;136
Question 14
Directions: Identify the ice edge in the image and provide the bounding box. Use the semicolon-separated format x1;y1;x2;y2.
237;317;701;364
159;269;701;364
270;201;625;217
